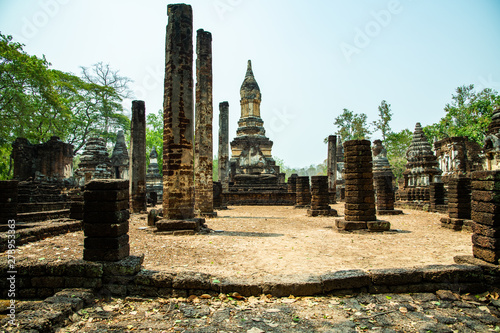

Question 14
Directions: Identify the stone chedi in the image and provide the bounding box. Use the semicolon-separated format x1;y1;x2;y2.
11;136;73;181
229;60;283;190
335;140;390;231
146;147;163;203
398;123;441;202
484;105;500;170
372;140;402;215
74;137;112;186
110;130;129;180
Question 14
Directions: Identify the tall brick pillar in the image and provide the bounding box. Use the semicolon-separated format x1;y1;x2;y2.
327;135;337;203
336;140;390;231
287;173;298;193
158;4;205;232
83;180;130;261
0;181;18;224
218;101;229;190
130;100;147;213
471;171;500;264
194;29;216;218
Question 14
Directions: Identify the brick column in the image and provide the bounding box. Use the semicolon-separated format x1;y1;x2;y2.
194;29;216;218
129;100;147;213
308;176;337;217
158;4;205;233
327;135;337;203
83;180;129;261
441;177;471;231
336;140;390;231
373;174;402;215
287;173;298;193
471;171;500;264
295;176;311;208
0;181;18;224
218;101;229;191
162;3;195;221
430;181;445;211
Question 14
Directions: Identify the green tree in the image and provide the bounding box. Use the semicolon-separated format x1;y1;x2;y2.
80;62;132;143
384;129;413;183
423;85;499;145
213;155;218;181
372;100;392;141
333;108;371;142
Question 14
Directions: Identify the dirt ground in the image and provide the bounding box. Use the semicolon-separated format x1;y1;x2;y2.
6;204;473;278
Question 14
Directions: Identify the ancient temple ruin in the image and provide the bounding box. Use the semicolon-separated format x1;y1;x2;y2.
372;140;402;215
110;130;129;179
74;137;113;186
229;60;284;191
146;147;163;203
434;136;483;181
397;123;441;204
11;136;73;181
484;105;500;170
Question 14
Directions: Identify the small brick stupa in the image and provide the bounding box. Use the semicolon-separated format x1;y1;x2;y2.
397;123;441;203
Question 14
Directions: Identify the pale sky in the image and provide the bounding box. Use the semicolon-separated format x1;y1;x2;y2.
1;0;499;168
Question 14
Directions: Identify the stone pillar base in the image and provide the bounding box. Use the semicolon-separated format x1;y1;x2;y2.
155;217;207;235
198;211;218;218
441;217;474;231
294;205;310;209
335;219;390;232
307;208;338;217
377;209;403;215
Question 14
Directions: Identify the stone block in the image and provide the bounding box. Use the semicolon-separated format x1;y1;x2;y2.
84;189;129;202
84;209;130;224
84;200;129;212
471;211;500;226
321;269;370;292
344;178;374;185
262;274;322;297
84;234;129;249
335;219;367;230
471;170;500;181
367;221;390;231
472;190;500;203
172;271;214;290
218;277;263;296
344;215;376;222
156;219;201;231
472;222;500;238
85;179;128;190
420;264;483;283
83;244;130;262
473;245;500;264
83;221;129;237
472;234;500;249
101;255;144;276
472;180;500;191
471;200;500;214
369;268;422;285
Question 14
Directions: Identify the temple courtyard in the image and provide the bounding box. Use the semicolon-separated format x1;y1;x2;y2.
7;205;471;278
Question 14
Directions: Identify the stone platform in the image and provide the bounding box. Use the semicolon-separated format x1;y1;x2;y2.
335;219;391;232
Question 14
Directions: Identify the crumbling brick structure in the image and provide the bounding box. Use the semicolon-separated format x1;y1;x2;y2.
483;105;500;170
441;177;472;231
287;174;298;193
295;176;311;208
11;136;73;181
307;176;337;217
471;171;500;263
146;147;163;203
129;100;147;213
110;130;129;180
74;137;113;186
0;180;18;224
372;140;402;215
83;180;130;261
434;137;483;182
336;140;390;231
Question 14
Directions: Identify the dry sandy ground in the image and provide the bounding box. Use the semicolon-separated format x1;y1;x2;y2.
7;204;473;279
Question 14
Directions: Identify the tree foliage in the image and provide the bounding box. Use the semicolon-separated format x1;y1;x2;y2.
423;85;499;145
334;108;371;142
384;129;413;182
0;33;131;179
372;100;392;141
